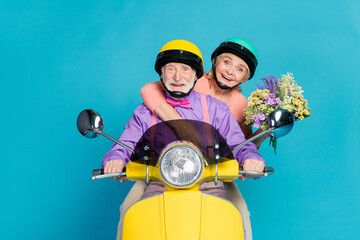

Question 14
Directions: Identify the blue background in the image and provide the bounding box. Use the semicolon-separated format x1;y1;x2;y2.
1;0;359;239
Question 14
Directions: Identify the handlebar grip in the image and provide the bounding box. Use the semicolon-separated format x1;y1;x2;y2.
239;166;274;173
92;169;104;175
264;166;274;173
92;168;127;175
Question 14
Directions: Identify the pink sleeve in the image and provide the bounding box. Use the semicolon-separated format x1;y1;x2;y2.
227;91;247;123
140;81;166;112
228;91;253;138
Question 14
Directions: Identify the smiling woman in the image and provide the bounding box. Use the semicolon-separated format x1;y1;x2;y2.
213;53;251;88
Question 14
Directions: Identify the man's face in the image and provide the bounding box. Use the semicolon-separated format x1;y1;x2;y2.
161;62;197;95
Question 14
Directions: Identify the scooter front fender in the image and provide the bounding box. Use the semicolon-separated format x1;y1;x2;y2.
121;190;244;240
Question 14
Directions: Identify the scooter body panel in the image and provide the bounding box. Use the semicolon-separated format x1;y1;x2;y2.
163;191;202;239
122;194;166;240
200;193;244;240
122;190;244;240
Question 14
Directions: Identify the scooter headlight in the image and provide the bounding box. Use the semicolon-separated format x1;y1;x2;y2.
159;142;203;187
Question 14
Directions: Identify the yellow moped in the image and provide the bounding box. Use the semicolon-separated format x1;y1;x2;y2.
77;109;294;240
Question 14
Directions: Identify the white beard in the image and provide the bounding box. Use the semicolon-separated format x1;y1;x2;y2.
162;72;196;94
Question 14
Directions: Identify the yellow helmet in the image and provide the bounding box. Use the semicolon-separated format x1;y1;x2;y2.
155;40;204;78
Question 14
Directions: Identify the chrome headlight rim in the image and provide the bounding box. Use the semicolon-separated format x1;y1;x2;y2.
159;141;204;188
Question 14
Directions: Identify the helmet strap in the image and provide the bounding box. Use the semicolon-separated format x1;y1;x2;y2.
160;77;198;99
212;64;241;90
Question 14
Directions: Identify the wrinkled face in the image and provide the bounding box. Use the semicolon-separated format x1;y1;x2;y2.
215;53;250;87
161;62;197;94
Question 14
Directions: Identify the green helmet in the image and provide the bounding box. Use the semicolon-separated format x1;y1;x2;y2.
211;38;258;80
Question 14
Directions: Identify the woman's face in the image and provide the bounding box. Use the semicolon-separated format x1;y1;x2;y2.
214;53;250;88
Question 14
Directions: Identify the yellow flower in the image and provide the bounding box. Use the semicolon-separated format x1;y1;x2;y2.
251;97;260;103
261;93;269;98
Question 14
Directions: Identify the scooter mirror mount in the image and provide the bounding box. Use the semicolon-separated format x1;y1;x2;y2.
77;109;134;153
232;109;294;151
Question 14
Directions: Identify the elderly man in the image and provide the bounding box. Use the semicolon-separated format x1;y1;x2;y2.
102;40;264;239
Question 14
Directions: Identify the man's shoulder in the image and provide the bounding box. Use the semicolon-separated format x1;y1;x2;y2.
204;93;231;111
133;103;152;116
192;90;227;106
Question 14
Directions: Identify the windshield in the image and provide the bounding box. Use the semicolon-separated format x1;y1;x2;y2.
130;119;233;166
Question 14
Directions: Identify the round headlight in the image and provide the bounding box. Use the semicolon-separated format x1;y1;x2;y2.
159;142;203;187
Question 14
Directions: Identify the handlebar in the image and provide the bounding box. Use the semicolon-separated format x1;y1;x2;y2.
238;166;274;177
91;168;126;180
91;165;274;180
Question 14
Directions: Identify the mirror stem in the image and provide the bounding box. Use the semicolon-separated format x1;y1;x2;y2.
232;128;272;152
96;131;135;153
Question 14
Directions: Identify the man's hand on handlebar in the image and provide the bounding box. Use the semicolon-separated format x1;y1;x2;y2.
104;159;128;182
239;159;265;181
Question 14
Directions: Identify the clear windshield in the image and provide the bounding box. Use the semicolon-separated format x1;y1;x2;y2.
130;119;233;166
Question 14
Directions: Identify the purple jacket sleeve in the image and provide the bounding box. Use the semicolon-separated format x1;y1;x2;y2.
101;106;151;168
210;98;265;165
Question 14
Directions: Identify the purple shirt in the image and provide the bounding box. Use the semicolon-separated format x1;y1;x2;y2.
102;90;264;167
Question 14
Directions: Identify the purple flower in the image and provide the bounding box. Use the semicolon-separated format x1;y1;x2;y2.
251;113;266;128
263;97;270;104
260;76;279;95
255;83;264;90
264;96;281;105
259;114;266;121
269;76;280;93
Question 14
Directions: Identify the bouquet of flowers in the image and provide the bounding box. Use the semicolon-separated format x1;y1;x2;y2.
243;72;310;153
